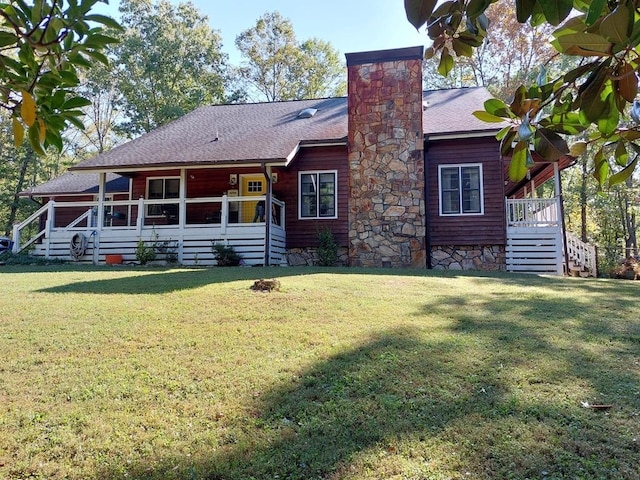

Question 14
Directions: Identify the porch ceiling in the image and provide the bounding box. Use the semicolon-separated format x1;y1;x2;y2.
504;154;577;198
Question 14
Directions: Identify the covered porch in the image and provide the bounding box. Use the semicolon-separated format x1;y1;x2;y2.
14;169;287;266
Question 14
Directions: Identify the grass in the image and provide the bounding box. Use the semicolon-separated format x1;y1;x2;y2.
0;265;638;479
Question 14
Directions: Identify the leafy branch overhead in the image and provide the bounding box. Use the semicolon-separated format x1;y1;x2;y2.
0;0;120;154
405;0;640;187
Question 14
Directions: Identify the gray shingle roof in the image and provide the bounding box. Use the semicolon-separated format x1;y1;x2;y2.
70;87;498;172
20;172;129;197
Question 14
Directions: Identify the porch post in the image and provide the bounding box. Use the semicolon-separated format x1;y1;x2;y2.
45;200;55;257
136;196;145;234
263;164;272;266
96;172;106;231
553;162;561;197
221;194;228;235
178;169;186;264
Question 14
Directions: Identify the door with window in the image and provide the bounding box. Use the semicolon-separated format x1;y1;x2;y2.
240;175;266;223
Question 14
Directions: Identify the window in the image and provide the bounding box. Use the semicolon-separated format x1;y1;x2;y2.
147;177;180;217
439;164;483;215
299;171;337;219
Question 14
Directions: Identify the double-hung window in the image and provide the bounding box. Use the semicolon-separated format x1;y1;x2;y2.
299;171;337;219
147;177;180;217
439;164;483;215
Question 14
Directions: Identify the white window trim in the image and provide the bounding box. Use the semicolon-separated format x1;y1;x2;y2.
298;170;338;220
438;163;484;216
146;176;180;218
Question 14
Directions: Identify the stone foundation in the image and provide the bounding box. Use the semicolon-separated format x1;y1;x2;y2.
286;247;349;267
431;245;505;271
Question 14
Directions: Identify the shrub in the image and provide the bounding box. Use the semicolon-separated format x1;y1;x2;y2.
135;239;156;265
212;242;241;267
317;227;338;266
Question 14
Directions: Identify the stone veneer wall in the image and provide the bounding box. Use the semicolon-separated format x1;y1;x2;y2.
346;47;426;268
286;247;349;267
431;245;506;271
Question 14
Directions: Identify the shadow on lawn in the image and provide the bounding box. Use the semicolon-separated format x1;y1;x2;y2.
95;290;639;479
32;263;632;296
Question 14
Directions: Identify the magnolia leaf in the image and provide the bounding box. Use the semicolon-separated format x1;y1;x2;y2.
614;140;628;166
586;0;606;26
516;0;536;22
84;14;124;30
619;130;640;141
593;148;609;187
28;123;45;155
20;90;36;127
496;125;513;141
517;114;535;141
596;93;619;137
438;47;454;76
599;4;630;44
536;64;547;86
608;156;639;187
473;111;506;122
569;141;588;156
38;118;46;145
538;0;573;25
510;85;528;117
615;63;637;103
534;128;569;161
555;33;612;55
500;130;517;156
452;37;474;57
62;97;93;109
484;98;510;117
404;0;438;29
509;141;530;181
467;0;492;18
12;117;24;147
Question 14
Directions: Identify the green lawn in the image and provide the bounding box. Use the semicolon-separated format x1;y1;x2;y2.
0;265;638;479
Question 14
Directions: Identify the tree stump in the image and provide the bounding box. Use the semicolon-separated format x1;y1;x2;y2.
250;279;281;292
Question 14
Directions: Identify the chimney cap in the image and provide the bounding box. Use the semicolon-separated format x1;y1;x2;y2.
345;46;424;67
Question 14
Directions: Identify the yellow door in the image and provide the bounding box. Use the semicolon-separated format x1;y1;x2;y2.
240;175;266;223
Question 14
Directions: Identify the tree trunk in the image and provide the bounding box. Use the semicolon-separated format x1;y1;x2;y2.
4;150;33;236
580;156;588;242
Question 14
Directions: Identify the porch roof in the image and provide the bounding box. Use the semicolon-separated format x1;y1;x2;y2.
20;172;130;197
69;88;500;173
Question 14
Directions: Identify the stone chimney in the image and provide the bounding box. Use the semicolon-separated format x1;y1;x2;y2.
345;46;426;268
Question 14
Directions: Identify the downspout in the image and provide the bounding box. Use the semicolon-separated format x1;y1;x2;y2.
262;163;272;266
424;137;432;269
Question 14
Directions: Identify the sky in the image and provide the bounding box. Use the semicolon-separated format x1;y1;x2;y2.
93;0;428;65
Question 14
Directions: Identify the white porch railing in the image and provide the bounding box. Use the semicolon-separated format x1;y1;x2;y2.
566;232;598;277
506;198;560;227
12;195;286;266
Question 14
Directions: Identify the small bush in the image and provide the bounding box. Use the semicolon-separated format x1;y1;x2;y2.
317;227;338;266
135;239;156;265
0;251;66;265
610;256;640;280
212;242;241;267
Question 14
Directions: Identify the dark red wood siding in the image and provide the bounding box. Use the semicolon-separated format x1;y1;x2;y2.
274;145;349;248
427;137;506;246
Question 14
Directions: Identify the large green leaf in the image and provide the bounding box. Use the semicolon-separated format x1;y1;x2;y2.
586;0;606;26
554;33;612;55
473;111;506;122
608;155;639;187
467;0;492;18
516;0;536;22
404;0;438;29
509;141;530;181
484;98;510;116
592;148;609;187
614;140;628;166
438;47;454;76
538;0;573;25
534;128;569;161
599;4;631;44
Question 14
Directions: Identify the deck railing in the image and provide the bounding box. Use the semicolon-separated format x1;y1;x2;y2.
566;231;598;277
506;198;560;227
12;195;286;265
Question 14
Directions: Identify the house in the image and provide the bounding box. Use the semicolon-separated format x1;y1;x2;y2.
14;46;597;275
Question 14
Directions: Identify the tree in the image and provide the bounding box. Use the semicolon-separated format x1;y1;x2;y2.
0;0;119;154
111;0;229;135
423;1;558;102
405;0;640;186
235;11;346;102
